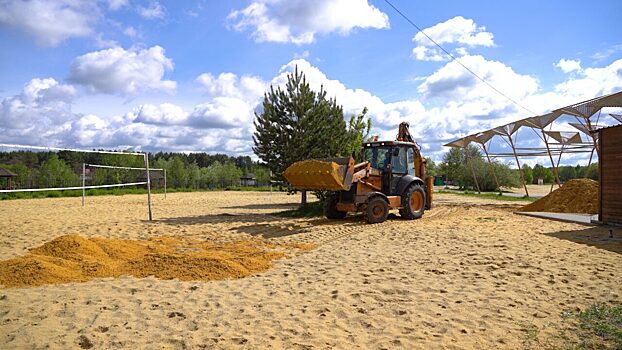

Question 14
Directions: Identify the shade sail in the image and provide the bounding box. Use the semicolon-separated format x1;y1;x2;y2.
516;111;562;129
444;136;474;148
610;114;622;123
492;122;521;137
470;130;496;145
443;90;621;150
543;131;583;145
558;91;622;118
568;122;606;135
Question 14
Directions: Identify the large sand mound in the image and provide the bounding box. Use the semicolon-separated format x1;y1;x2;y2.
0;235;309;288
520;178;598;214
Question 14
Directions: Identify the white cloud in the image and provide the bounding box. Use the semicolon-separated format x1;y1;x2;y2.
69;46;176;95
107;0;128;11
134;103;187;125
123;26;140;38
138;2;166;20
0;0;99;47
227;0;389;45
412;46;447;62
0;78;78;144
196;72;266;101
591;44;622;61
3;55;621;160
555;58;582;73
412;16;494;61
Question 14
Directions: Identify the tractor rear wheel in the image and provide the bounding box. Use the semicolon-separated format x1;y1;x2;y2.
324;194;347;219
366;196;389;224
399;184;426;220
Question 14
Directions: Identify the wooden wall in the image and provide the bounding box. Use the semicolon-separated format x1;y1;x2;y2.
599;125;622;225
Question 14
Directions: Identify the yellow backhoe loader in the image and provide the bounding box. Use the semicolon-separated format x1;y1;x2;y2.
283;122;433;223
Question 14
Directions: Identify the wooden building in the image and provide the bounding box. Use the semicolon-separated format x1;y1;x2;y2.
595;124;622;225
0;167;17;189
136;171;165;189
240;173;256;187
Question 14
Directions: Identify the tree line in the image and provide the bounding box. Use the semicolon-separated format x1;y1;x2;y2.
0;151;271;190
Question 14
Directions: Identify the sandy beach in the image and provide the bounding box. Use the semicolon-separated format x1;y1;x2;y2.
0;191;620;349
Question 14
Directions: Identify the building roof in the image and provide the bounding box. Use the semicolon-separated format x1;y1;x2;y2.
0;167;17;177
592;124;622;133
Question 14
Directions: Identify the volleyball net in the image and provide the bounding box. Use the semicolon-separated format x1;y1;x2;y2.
0;143;158;220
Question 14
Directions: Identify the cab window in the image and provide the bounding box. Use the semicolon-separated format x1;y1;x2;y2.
407;148;416;176
365;147;392;171
391;148;407;174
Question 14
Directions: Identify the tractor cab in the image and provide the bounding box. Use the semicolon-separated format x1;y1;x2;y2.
363;141;425;196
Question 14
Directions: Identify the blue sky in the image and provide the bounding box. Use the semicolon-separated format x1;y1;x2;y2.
1;0;621;165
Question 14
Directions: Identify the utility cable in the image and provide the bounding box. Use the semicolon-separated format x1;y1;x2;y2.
383;0;537;116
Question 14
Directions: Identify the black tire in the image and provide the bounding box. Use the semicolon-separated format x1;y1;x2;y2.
324;193;347;219
366;196;389;224
399;184;426;220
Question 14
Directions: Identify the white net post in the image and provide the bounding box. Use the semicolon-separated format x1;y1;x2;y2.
82;163;86;207
144;154;152;221
164;168;167;199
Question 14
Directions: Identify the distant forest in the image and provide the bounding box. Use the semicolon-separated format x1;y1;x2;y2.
0;150;271;190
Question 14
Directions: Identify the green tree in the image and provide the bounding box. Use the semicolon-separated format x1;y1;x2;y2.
252;165;271;187
425;157;437;177
169;156;188;188
343;107;372;161
533;163;554;184
522;164;533;184
558;166;577;182
253;66;350;205
440;145;519;191
37;154;79;188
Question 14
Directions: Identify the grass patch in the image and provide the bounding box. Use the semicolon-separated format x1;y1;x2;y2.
274;201;324;218
556;302;622;350
520;303;622;350
438;189;537;202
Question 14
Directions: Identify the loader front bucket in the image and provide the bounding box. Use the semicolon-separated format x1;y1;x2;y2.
283;157;354;191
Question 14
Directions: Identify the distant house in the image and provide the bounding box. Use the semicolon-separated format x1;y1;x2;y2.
240;173;256;187
535;177;544;185
136;171;165;189
0;167;17;189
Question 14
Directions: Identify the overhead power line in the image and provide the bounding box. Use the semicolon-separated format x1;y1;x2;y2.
382;0;537;116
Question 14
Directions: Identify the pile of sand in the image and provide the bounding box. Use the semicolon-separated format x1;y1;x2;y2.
520;178;598;214
0;235;310;288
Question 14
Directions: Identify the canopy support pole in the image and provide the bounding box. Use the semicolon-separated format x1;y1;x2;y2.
584;147;595;178
464;146;481;194
540;129;561;190
481;143;501;193
507;135;529;197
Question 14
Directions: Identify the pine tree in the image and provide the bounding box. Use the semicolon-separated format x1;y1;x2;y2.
253;66;349;205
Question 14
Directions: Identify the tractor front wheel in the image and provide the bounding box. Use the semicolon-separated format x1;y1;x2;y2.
399;184;426;220
366;196;389;224
324;193;347;219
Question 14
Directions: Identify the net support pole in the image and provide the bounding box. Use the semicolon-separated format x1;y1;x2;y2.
481;143;501;194
464;147;481;194
507;135;530;197
164;168;167;199
144;154;152;221
541;129;561;190
82;163;86;207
